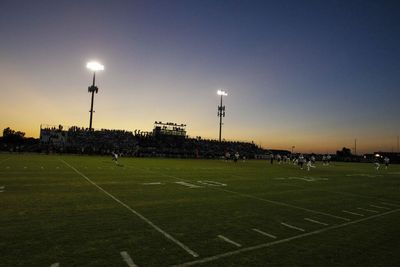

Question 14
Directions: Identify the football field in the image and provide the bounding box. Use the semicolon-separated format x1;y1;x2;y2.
1;153;399;266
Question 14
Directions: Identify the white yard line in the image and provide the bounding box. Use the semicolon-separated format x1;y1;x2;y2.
342;210;364;216
142;182;163;185
172;208;400;267
370;204;390;210
304;218;329;226
197;180;227;187
218;235;242;247
135;168;351;222
50;263;59;267
60;159;199;258
281;222;305;232
175;181;203;188
357;207;378;213
120;251;138;267
380;202;400;208
218;188;351;221
252;228;277;239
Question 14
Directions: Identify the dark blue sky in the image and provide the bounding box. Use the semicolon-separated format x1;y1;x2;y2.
1;0;399;152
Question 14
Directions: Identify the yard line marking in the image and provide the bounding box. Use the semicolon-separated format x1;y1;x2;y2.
197;180;227;187
304;218;329;226
252;228;277;239
60;159;199;258
175;181;203;188
281;222;305;232
218;188;351;221
370;204;390;210
342;210;364;216
172;208;400;266
120;251;138;267
50;263;59;267
380;202;400;208
218;235;242;247
142;182;163;185
135;168;350;222
357;207;378;213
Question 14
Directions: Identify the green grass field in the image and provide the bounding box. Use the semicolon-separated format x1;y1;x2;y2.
1;153;399;267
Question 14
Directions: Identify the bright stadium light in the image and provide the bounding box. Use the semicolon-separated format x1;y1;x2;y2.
217;89;228;96
217;89;228;142
86;61;105;131
86;61;104;71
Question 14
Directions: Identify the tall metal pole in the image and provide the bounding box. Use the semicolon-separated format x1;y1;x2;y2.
218;94;223;142
89;72;96;131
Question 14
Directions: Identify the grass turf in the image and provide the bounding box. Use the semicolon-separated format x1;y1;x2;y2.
0;153;399;266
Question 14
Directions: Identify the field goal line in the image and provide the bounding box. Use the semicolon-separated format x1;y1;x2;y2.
59;159;199;258
172;208;400;266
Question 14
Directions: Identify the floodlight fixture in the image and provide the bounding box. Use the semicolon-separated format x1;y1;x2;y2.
86;61;105;131
86;61;104;71
217;89;228;142
217;89;228;96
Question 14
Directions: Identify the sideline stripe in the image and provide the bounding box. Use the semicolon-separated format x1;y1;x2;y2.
218;235;242;247
342;210;364;216
60;159;199;258
380;202;400;208
281;222;305;232
370;205;390;210
135;168;351;222
120;251;138;267
304;218;329;226
357;207;378;213
252;228;277;239
50;263;59;267
172;208;400;266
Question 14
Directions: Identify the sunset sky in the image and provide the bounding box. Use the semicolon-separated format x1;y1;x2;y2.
1;0;399;153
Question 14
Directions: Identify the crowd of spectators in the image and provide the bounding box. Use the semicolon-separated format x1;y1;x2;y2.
38;126;266;158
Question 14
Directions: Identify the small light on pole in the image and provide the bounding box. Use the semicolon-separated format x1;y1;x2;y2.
217;89;228;142
86;61;104;131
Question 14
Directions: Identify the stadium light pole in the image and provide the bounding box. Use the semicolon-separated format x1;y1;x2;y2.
217;89;228;142
86;61;104;131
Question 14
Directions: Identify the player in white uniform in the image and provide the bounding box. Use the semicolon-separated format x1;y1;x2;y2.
234;152;240;163
277;154;282;164
326;155;331;165
298;154;305;169
307;159;316;171
374;158;380;170
112;152;119;164
384;157;390;169
322;155;326;165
